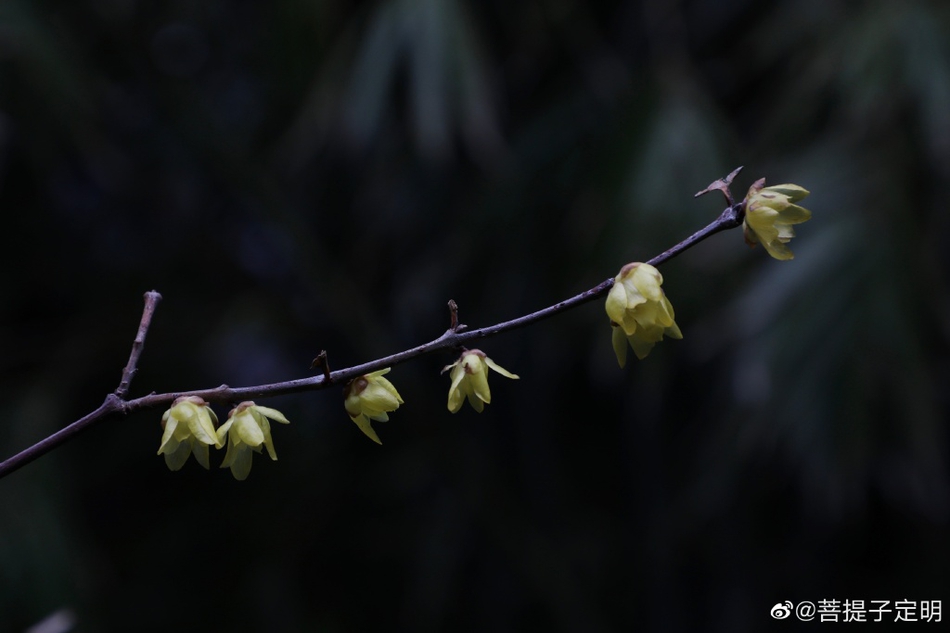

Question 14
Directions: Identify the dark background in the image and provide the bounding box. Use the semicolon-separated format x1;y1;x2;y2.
2;0;948;631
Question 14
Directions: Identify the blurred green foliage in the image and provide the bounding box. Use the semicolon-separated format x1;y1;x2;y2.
1;0;948;631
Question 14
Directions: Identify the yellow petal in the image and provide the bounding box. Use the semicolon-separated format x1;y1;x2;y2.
467;390;485;413
157;416;180;454
629;332;656;360
667;320;683;340
778;203;811;224
361;382;402;411
765;184;809;202
351;413;382;444
344;393;363;417
234;413;265;447
484;357;519;380
630;264;664;302
441;360;459;374
187;409;219;447
162;440;192;471
259;418;278;461
611;326;628;368
469;365;492;404
447;365;467;413
375;375;404;404
605;282;628;325
252;405;290;425
227;446;253;480
761;239;795;260
220;434;238;468
192;442;211;469
215;419;234;445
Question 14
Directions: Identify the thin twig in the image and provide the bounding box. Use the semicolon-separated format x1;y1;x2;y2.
116;291;162;399
648;201;745;267
447;300;462;331
0;292;162;478
0;192;745;480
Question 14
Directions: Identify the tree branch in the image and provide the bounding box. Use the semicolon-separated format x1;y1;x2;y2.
0;195;745;480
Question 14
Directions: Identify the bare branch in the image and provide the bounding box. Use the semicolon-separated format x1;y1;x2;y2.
0;179;746;480
0;395;125;478
648;200;745;267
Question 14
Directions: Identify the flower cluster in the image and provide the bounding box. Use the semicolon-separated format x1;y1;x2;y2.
605;262;682;366
158;397;289;480
160;352;527;475
152;175;810;477
338;351;520;447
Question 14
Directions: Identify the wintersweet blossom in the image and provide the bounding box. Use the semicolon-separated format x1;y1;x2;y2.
344;368;404;444
442;349;519;413
215;402;290;480
605;262;682;366
158;396;222;471
742;179;811;260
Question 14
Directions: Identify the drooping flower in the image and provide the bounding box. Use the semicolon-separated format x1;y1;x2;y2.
442;349;519;413
158;396;223;471
343;368;404;444
742;179;811;260
215;402;290;480
605;262;682;366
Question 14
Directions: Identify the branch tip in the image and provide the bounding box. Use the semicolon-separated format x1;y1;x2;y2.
448;300;461;331
694;166;743;206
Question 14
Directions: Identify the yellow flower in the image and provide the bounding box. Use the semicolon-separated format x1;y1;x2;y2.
158;396;223;470
742;179;811;260
343;368;404;444
442;349;519;413
605;262;682;366
215;402;290;480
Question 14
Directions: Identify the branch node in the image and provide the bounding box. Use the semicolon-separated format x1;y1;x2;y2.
694;166;743;207
311;350;331;382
